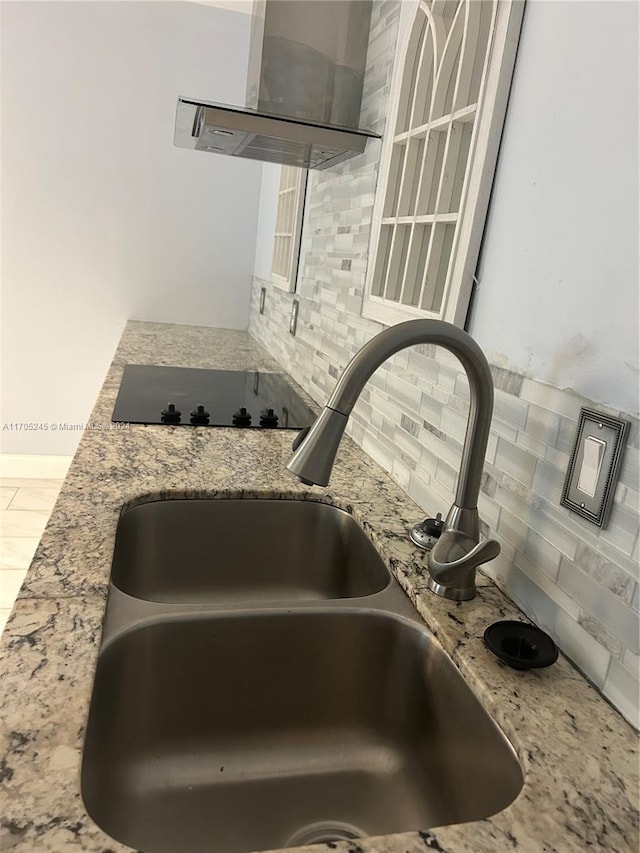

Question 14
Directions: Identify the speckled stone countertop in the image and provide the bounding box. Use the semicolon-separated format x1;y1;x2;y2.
0;321;637;853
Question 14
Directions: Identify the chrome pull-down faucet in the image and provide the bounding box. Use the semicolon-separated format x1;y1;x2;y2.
286;319;500;601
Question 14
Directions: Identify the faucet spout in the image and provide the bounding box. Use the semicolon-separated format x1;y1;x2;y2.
286;319;500;600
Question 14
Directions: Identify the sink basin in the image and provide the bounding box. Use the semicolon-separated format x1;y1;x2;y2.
82;609;523;853
111;499;390;604
85;497;522;852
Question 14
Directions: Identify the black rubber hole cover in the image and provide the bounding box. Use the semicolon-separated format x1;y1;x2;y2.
484;620;558;670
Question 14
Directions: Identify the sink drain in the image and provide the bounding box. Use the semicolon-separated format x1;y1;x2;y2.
286;821;362;847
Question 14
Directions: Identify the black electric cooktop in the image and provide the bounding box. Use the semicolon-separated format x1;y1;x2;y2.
112;365;316;429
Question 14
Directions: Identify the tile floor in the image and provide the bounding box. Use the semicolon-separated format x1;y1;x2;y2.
0;454;73;635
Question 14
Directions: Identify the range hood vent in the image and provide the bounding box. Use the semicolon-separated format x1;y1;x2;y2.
174;0;379;170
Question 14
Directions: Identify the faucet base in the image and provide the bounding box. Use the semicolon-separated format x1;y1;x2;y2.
427;576;476;601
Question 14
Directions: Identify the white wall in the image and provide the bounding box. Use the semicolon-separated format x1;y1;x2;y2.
470;0;639;417
1;1;263;454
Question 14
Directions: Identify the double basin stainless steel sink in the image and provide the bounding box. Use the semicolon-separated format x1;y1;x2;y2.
82;498;523;853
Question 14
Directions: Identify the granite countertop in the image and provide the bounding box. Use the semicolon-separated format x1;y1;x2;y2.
0;321;637;852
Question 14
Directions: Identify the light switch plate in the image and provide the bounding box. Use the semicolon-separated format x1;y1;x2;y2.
561;408;629;527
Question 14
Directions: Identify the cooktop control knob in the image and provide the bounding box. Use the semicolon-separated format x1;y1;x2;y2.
161;403;181;424
232;407;252;427
260;408;279;427
190;404;210;425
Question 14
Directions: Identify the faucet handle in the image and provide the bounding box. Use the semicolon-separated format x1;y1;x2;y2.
473;537;501;566
427;532;500;600
429;535;500;575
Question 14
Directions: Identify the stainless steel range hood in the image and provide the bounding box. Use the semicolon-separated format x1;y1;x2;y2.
174;0;379;170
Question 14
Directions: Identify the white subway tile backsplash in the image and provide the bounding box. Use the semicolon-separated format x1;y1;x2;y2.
622;646;640;678
603;660;640;729
385;373;422;412
436;363;458;393
484;548;517;590
435;458;457;494
495;562;565;640
526;404;561;446
626;417;640;449
480;470;498;499
431;386;451;406
441;406;469;444
406;348;435;375
520;378;586;420
578;534;640;591
419;392;444;428
391;455;412;491
512;551;578;616
489;366;524;396
494;477;530;520
495;437;537;487
347;420;365;445
621;487;639;512
477;491;502;531
407;470;436;515
515;430;547;459
497;507;528;551
556;416;578;454
361;430;396;474
617;446;640;491
380;417;397;441
453;373;470;401
544;445;571;470
393;425;424;464
399;413;420;438
433;347;459;370
419;426;462;472
446;393;469;416
573;542;636;602
577;612;624;658
532;458;566;502
600;503;640;557
485;433;498;465
352;398;373;425
523;529;564;576
490;419;519;443
421;420;447;442
554;610;612;689
425;474;456;511
387;349;411;372
558;559;639;654
493;389;528;430
496;536;516;564
528;513;579;561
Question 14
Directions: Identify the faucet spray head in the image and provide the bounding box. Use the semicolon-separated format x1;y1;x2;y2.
286;407;349;487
